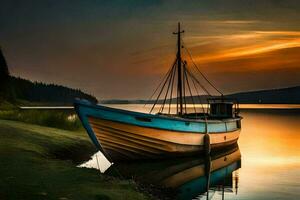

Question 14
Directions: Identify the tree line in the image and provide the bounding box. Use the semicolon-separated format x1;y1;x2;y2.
0;48;97;105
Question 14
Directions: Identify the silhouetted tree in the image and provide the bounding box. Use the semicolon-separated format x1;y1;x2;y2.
0;47;13;100
10;77;98;105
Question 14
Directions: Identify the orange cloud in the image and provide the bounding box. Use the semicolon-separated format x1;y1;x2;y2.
196;47;300;74
185;31;300;64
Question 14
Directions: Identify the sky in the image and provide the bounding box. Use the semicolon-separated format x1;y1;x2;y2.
1;0;300;100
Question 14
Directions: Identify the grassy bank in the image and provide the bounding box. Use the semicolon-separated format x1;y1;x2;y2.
0;109;82;131
0;120;149;200
0;99;17;110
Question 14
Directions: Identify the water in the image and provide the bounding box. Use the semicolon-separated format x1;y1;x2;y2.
81;105;300;200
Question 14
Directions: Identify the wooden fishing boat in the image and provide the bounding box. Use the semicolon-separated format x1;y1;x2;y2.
75;23;242;161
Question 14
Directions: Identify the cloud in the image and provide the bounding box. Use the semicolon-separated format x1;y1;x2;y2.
201;20;260;25
185;30;300;64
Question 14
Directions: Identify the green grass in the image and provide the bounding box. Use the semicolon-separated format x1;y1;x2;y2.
0;120;149;200
0;99;18;110
0;109;83;131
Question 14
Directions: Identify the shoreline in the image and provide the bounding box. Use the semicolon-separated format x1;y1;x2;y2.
0;119;150;200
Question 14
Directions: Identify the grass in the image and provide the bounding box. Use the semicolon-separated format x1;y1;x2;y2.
0;120;149;200
0;109;83;131
0;99;18;110
0;98;82;131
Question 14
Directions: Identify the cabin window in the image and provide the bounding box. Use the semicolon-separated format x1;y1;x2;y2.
135;116;152;122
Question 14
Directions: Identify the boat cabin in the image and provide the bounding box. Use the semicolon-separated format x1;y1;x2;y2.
208;97;240;119
210;102;233;118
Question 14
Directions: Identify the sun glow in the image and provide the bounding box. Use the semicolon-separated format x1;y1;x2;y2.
189;31;300;64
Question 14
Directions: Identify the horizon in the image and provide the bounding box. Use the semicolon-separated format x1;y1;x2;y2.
1;0;300;100
101;85;300;101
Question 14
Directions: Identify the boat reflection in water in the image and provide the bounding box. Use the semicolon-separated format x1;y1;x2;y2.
107;144;241;200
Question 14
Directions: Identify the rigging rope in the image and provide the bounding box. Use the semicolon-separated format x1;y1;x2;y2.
160;63;176;113
186;68;212;96
168;64;176;114
183;65;197;115
147;37;223;116
150;61;176;113
144;59;176;108
182;41;223;96
186;66;206;114
182;62;187;114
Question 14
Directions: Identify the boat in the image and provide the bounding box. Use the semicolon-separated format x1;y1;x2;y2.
107;145;241;200
74;23;242;161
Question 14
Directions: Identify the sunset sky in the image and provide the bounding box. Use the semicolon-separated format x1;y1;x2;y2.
1;0;300;99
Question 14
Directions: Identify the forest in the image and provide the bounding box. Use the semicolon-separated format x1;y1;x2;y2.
0;48;97;105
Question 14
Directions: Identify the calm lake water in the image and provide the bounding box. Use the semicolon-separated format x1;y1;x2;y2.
81;105;300;200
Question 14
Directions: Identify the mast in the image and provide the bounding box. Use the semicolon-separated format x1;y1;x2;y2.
148;23;224;116
173;22;184;115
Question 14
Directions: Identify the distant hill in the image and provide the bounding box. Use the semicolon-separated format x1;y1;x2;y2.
0;48;97;105
226;86;300;104
100;86;300;104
